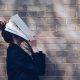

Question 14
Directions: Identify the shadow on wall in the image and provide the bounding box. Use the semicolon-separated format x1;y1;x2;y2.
44;56;64;80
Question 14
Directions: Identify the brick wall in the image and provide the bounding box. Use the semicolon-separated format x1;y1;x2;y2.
0;0;80;80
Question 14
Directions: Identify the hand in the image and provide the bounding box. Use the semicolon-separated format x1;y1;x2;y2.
20;41;34;53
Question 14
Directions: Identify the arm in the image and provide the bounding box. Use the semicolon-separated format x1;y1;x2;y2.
32;51;46;75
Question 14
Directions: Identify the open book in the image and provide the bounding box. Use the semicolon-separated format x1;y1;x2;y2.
5;14;35;41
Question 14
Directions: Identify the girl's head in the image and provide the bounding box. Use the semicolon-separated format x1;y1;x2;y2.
0;17;13;43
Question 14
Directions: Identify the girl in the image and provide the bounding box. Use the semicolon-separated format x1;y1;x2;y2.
0;15;45;80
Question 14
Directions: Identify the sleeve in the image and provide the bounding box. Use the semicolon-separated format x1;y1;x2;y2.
32;51;46;76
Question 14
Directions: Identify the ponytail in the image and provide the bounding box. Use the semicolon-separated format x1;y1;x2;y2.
0;21;6;31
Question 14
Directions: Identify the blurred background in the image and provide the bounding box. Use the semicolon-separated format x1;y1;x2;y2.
0;0;80;80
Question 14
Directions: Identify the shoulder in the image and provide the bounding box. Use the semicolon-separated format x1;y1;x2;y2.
7;43;31;61
7;43;28;57
8;43;20;52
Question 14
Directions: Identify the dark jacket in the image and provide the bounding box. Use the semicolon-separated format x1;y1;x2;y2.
32;51;45;76
7;43;45;80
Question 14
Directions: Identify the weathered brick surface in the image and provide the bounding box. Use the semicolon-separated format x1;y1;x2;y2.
0;0;80;80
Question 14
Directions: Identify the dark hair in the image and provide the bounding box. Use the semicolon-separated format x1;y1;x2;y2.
0;21;6;31
13;34;25;42
1;29;25;43
1;30;13;43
